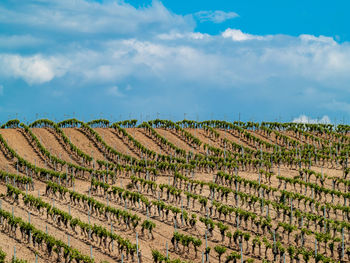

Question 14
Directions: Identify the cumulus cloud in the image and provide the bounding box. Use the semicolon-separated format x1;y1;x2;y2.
0;0;350;119
1;1;349;89
63;39;228;87
0;54;69;84
222;29;267;41
52;33;350;96
157;32;209;40
194;10;238;23
293;115;331;124
299;34;336;45
0;0;194;36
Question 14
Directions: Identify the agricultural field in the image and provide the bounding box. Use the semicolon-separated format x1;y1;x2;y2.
0;118;349;263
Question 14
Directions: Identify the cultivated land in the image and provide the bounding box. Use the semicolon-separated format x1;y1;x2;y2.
0;119;349;263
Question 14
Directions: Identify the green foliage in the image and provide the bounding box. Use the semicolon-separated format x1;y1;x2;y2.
214;245;227;257
0;247;6;263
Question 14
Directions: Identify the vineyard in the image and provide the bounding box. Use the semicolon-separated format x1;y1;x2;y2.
0;118;349;263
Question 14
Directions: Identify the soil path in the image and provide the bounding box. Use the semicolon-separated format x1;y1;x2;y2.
62;128;105;161
31;128;80;165
0;184;117;263
126;128;166;155
0;228;47;263
155;128;198;153
0;129;46;168
215;129;256;151
94;128;139;158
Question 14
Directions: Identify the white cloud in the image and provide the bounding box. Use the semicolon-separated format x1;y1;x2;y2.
0;54;69;84
2;29;349;100
299;34;336;45
0;0;194;36
21;30;349;92
157;32;209;40
194;10;238;23
258;36;350;85
293;115;331;124
107;86;124;97
222;29;267;41
0;0;350;119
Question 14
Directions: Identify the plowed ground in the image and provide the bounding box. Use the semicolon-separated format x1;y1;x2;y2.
0;127;347;263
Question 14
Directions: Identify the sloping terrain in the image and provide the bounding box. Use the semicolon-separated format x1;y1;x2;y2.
0;129;47;167
126;128;168;155
0;121;348;263
31;128;80;165
62;128;106;161
94;128;139;158
155;128;200;153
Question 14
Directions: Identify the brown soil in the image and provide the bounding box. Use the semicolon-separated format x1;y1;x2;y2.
31;128;80;165
0;129;47;168
280;131;308;145
0;227;46;263
216;129;256;151
0;184;115;263
155;128;198;153
0;145;17;174
249;130;280;149
93;128;139;158
185;128;221;148
62;128;106;161
126;128;166;155
0;127;347;263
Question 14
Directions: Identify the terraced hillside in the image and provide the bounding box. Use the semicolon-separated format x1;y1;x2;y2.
0;118;349;263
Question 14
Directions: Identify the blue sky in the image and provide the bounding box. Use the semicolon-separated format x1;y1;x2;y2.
0;0;349;123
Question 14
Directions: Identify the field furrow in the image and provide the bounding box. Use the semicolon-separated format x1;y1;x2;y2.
1;120;349;263
31;128;81;165
94;128;139;158
0;129;47;168
155;128;198;153
62;128;106;161
126;128;169;155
